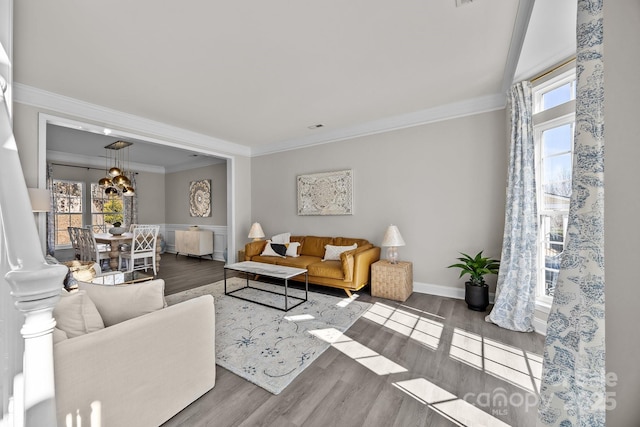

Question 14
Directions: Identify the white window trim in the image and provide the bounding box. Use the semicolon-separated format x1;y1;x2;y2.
534;113;574;307
533;68;576;114
531;66;576;309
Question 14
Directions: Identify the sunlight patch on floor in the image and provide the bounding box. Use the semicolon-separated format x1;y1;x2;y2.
362;302;443;350
336;293;360;308
309;328;408;375
394;378;511;427
284;314;315;322
449;328;542;393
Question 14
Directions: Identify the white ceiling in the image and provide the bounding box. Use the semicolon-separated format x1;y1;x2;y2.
14;0;575;168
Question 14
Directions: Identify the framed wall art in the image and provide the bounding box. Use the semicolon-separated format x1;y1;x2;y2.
297;169;353;216
189;179;212;217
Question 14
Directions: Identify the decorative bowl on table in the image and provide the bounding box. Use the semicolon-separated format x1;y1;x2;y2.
109;227;127;236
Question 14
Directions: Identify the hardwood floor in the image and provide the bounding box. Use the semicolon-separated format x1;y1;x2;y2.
158;254;545;427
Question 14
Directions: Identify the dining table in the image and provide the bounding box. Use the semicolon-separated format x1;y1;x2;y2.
94;231;162;274
93;232;134;272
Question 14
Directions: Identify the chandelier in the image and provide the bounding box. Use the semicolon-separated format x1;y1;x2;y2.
99;140;135;197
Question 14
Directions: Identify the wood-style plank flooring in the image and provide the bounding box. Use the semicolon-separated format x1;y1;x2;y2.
158;255;545;427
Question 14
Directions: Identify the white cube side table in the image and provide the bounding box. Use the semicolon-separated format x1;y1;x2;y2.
371;260;413;302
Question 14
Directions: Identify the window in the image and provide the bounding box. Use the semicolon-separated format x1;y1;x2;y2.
53;180;126;246
91;183;124;233
532;68;576;302
53;180;83;247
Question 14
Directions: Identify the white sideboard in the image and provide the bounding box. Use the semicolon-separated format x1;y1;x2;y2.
175;229;214;259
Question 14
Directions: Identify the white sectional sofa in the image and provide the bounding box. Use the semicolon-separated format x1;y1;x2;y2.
53;279;216;427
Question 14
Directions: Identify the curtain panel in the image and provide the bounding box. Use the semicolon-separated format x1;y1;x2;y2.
538;0;605;425
487;81;538;332
123;173;138;227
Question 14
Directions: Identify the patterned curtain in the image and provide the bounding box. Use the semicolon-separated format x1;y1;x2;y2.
46;162;55;256
538;0;605;425
486;81;538;332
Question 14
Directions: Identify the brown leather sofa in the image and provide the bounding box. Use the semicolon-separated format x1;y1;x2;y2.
244;235;380;296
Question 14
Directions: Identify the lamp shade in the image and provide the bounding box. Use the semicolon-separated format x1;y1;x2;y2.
248;222;265;240
28;188;51;212
381;225;405;247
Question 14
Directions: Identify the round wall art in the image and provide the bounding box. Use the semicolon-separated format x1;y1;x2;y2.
189;179;211;217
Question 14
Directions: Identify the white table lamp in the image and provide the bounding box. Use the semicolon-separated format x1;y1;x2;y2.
248;222;265;241
381;225;405;264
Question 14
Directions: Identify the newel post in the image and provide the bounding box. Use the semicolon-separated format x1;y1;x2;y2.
1;76;67;426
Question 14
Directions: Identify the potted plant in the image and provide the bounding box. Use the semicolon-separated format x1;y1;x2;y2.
447;251;500;312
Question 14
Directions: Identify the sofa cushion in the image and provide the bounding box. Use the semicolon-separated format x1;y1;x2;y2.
251;255;280;265
77;279;167;327
300;236;334;257
334;237;370;247
53;290;105;338
276;255;321;270
323;243;358;261
245;240;268;259
307;260;344;280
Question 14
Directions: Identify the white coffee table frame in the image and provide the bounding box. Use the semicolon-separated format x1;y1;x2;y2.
224;261;308;311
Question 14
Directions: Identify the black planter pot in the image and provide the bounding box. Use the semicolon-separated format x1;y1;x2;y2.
465;282;489;312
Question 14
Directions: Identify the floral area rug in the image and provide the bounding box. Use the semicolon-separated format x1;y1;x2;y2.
165;277;371;395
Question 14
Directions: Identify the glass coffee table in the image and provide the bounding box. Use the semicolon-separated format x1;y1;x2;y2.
224;261;308;311
91;270;154;285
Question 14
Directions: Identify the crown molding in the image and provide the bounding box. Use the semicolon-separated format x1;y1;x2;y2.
252;93;507;157
16;82;508;159
13;83;251;157
47;150;166;174
164;157;225;174
46;149;223;174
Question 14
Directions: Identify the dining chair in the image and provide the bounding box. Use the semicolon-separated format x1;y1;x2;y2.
77;227;111;270
67;227;82;260
119;224;159;276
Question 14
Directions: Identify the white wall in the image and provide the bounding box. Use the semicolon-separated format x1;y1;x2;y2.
251;110;508;292
604;0;640;424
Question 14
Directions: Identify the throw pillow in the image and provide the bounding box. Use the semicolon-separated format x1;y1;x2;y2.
77;279;167;327
53;290;105;338
260;240;287;257
271;232;291;244
323;243;358;261
285;242;301;257
52;327;69;345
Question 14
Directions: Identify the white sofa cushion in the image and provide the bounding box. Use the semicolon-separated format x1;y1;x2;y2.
77;279;167;327
53;290;105;338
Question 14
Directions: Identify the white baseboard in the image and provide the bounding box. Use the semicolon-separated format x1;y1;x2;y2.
413;281;496;303
412;281;547;335
532;317;548;335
